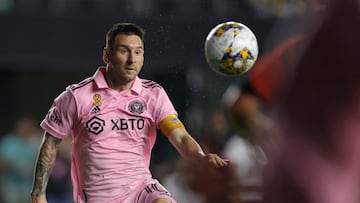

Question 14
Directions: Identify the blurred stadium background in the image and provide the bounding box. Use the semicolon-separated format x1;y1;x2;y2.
0;0;292;134
0;0;311;202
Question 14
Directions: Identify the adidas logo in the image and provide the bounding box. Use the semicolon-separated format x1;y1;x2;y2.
91;106;100;114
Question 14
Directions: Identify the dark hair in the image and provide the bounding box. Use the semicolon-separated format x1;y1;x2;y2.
106;22;145;50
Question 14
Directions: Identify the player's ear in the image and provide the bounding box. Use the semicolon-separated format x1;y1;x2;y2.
103;47;110;63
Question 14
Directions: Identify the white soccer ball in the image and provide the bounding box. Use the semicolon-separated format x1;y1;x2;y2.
204;21;259;76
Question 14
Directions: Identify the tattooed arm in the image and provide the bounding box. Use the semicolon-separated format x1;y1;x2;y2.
31;132;62;203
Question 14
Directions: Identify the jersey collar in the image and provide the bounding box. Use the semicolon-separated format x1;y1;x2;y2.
93;67;108;89
93;66;142;95
131;76;142;95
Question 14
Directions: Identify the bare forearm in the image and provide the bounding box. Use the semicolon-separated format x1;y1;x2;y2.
168;128;205;161
169;128;230;168
31;133;60;197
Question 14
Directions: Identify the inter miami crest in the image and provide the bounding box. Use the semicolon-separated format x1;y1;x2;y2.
128;100;145;115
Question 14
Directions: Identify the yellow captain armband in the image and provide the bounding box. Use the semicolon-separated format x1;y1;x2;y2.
159;114;185;137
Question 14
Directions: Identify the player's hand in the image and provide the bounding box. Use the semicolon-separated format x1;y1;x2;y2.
202;153;230;168
31;194;48;203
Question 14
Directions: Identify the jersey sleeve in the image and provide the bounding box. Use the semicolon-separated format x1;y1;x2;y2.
155;88;178;127
40;87;77;139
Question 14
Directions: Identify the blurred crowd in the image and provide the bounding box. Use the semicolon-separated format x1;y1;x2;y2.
0;116;42;203
0;116;73;203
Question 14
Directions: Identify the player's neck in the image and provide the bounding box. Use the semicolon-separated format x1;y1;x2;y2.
104;70;134;92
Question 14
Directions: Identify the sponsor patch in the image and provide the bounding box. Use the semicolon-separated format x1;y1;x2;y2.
86;116;105;135
48;107;62;126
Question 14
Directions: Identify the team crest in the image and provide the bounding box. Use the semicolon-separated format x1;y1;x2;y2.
128;100;145;115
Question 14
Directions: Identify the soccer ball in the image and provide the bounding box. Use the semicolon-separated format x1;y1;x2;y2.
204;21;259;76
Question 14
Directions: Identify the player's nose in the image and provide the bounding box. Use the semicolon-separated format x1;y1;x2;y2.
127;52;137;64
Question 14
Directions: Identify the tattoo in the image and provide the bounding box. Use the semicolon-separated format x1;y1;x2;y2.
31;133;61;196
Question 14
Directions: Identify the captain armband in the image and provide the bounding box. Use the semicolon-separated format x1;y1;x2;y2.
159;114;185;137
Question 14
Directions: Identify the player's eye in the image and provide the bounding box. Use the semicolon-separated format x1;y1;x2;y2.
119;48;128;54
135;49;143;55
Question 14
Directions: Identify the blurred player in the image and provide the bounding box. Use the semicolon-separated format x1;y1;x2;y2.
221;0;331;202
263;0;360;202
221;9;310;203
30;22;229;203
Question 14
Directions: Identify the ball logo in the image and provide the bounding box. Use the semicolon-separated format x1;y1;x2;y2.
128;100;145;115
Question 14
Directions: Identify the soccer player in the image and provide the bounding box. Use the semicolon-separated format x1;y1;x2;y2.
30;22;230;203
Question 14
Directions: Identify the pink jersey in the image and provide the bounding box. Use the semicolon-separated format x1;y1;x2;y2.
40;67;178;203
